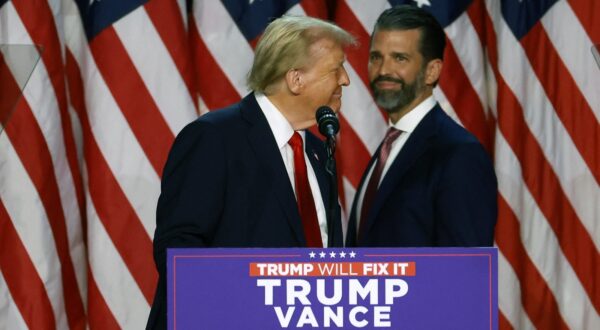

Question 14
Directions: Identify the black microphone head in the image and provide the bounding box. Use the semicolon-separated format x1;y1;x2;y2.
316;106;339;137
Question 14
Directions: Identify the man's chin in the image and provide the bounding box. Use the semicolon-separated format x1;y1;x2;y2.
327;101;342;113
374;95;402;111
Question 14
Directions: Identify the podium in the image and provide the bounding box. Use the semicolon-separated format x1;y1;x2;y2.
168;247;498;329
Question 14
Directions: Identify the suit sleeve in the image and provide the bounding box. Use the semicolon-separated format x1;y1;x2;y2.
147;120;227;329
434;143;498;246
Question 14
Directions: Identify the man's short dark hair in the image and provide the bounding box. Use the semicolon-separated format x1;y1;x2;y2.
373;5;446;62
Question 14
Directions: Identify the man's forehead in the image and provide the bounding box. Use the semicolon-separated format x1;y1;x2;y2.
371;29;421;50
308;38;344;59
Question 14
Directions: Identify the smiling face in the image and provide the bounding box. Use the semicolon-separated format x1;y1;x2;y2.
299;37;350;114
368;29;439;122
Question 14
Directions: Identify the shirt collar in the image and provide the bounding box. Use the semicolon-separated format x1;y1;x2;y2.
391;95;436;132
255;93;301;148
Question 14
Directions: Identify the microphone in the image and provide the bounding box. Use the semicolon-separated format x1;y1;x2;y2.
316;106;339;139
315;106;340;248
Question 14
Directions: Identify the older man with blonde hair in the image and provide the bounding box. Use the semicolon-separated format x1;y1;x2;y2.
147;15;355;329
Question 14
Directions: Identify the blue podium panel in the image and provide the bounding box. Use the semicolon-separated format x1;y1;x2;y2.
168;248;497;330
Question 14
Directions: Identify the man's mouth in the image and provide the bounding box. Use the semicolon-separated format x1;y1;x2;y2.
373;76;403;90
375;81;401;89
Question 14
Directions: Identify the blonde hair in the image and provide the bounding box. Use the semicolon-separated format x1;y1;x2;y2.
247;15;356;94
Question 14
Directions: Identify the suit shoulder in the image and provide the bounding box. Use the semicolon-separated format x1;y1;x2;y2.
164;104;243;179
435;110;478;143
426;108;492;163
196;103;243;128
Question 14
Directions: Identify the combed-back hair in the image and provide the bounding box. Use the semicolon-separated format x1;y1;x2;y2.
248;15;356;94
373;5;446;62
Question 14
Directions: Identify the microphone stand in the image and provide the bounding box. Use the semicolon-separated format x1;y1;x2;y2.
325;135;338;248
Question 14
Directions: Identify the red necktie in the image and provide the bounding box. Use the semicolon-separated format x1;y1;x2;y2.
289;132;323;247
358;127;402;240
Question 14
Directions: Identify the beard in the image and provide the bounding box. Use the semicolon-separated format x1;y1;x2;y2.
370;69;426;113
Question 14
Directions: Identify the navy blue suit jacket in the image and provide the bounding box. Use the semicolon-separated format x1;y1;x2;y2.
147;93;342;329
346;104;497;247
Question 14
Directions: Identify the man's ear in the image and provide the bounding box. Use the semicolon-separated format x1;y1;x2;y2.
425;59;443;85
285;69;303;95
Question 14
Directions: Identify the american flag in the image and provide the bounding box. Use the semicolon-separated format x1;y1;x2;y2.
0;0;597;329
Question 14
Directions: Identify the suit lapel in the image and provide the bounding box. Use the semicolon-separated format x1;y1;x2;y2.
347;150;379;246
305;135;344;247
359;106;442;242
306;139;330;213
241;94;306;246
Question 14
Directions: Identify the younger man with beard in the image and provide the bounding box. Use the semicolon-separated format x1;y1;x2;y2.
346;5;497;248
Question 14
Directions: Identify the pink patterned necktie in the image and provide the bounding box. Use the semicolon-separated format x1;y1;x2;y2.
358;127;402;240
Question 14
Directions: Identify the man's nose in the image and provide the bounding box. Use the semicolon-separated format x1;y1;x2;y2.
377;57;395;77
339;65;350;86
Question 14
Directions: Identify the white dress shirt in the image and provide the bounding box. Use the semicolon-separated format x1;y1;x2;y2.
355;95;437;229
255;93;328;247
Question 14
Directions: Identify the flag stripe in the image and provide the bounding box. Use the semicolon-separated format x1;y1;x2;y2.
345;0;390;34
11;0;87;226
65;16;160;235
334;0;373;91
543;1;600;122
492;2;599;244
65;49;157;305
445;10;490;112
193;0;254;97
0;270;29;330
495;128;599;329
495;196;569;330
520;23;600;185
337;115;372;188
498;313;514;330
496;64;600;321
7;0;88;276
4;103;85;329
340;64;387;153
438;40;492;151
84;132;155;305
0;202;56;330
87;200;151;329
89;26;174;176
433;86;465;128
442;10;494;151
190;21;242;110
567;0;600;41
144;0;197;110
497;251;534;329
299;0;328;19
112;6;196;135
10;0;88;303
483;0;600;313
0;132;69;330
468;6;599;322
87;270;120;330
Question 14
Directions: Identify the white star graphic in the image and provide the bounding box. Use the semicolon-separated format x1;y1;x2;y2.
309;251;316;258
329;251;336;258
339;251;347;258
319;251;326;258
413;0;432;8
349;251;356;258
